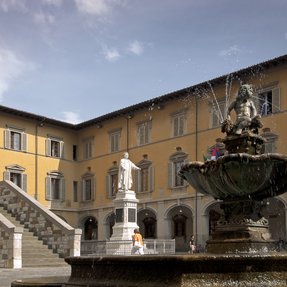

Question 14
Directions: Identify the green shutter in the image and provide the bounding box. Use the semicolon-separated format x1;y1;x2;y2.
168;162;174;188
3;171;10;181
21;133;27;152
60;178;65;201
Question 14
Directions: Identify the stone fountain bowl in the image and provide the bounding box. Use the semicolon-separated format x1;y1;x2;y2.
180;153;287;201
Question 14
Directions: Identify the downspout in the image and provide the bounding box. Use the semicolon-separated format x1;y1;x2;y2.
195;96;198;245
35;124;38;200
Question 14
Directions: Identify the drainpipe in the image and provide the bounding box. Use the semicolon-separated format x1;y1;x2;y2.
35;118;45;200
35;124;38;200
195;96;198;245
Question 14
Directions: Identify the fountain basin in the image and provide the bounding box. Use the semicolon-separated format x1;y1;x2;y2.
180;153;287;201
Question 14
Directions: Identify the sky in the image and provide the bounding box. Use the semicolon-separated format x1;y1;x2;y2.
0;0;287;124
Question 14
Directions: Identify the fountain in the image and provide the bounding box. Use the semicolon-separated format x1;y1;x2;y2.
12;84;287;286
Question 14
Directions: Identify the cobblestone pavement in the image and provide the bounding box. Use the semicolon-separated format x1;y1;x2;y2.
0;265;71;287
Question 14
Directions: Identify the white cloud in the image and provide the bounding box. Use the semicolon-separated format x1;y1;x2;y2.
74;0;109;16
0;0;27;13
103;47;120;62
60;111;82;124
219;45;241;57
128;40;144;55
34;12;55;25
0;48;34;101
41;0;63;7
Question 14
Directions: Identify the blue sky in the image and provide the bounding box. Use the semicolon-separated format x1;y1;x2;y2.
0;0;287;123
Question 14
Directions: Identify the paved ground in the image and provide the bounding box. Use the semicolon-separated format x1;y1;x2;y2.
0;265;71;287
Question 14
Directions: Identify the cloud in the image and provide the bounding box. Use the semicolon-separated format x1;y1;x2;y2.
34;12;56;25
128;40;144;55
60;111;82;124
219;45;241;57
103;47;120;62
74;0;110;16
0;48;34;101
0;0;27;13
41;0;63;7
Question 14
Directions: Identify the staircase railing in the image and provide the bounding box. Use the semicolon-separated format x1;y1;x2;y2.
0;180;82;261
0;212;23;268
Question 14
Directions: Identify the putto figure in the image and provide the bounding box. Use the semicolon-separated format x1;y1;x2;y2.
118;152;141;191
222;84;263;135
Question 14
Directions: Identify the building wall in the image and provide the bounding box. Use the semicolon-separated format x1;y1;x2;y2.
1;58;287;250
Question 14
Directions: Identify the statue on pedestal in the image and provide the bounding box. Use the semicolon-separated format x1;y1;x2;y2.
118;152;141;191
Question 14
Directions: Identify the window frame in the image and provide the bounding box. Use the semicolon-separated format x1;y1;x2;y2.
171;111;187;137
45;171;65;201
255;85;280;117
109;129;121;153
81;172;95;202
46;136;64;158
168;150;188;189
137;121;151;146
4;127;27;152
3;165;27;192
106;166;118;198
83;137;94;160
135;159;154;193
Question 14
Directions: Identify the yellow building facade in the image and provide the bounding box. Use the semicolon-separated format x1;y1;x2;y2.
1;54;287;251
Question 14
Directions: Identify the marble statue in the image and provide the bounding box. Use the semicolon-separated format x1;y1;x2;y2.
222;84;263;136
118;152;141;191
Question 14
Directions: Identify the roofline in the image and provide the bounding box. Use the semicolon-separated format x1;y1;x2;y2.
1;54;286;130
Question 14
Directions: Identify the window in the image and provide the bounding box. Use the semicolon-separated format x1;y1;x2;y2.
73;145;77;161
256;85;280;116
171;111;186;137
168;148;188;189
4;127;27;151
73;181;78;202
81;173;95;201
137;121;151;145
45;171;65;201
83;137;94;159
211;100;225;128
106;165;118;198
109;129;121;153
135;157;154;193
46;136;64;158
3;165;27;191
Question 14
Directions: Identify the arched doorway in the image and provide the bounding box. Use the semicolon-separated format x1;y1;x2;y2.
166;205;193;252
138;209;157;238
83;217;98;240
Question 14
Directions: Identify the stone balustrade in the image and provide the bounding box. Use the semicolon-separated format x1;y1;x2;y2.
0;213;23;268
0;180;81;262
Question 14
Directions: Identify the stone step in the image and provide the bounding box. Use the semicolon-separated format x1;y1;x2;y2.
0;205;67;267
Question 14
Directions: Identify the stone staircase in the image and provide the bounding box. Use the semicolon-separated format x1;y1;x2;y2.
0;205;67;267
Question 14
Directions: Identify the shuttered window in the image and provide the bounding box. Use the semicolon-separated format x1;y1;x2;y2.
137;121;151;145
45;172;65;201
4;128;27;151
46;137;64;158
135;159;154;193
256;86;280;116
81;174;95;201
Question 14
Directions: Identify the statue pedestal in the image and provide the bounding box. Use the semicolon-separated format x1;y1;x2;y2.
106;189;139;255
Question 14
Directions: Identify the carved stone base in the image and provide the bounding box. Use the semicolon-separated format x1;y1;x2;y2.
207;199;275;253
222;132;265;155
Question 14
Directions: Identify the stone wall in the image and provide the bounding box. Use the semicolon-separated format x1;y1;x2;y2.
0;180;81;262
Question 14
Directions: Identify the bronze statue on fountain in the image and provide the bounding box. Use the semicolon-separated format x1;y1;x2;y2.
180;84;287;253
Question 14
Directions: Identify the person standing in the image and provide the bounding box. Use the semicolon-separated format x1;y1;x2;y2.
118;152;141;191
131;228;144;255
189;235;196;254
